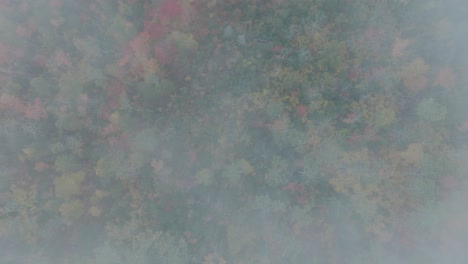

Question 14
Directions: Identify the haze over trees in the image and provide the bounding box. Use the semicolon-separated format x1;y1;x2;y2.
1;0;468;263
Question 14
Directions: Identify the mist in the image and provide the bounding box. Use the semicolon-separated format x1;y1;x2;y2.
1;0;468;263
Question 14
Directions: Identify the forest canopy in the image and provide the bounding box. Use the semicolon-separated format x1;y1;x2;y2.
1;0;468;263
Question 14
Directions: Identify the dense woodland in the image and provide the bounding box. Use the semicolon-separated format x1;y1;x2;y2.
1;0;468;263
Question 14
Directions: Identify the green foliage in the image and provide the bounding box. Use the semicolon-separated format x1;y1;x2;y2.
253;194;287;215
95;152;138;180
59;199;84;224
196;168;214;186
92;243;123;264
54;171;85;199
0;0;465;263
58;71;85;101
265;156;290;186
30;76;55;98
54;155;81;173
55;114;83;132
169;31;198;52
221;158;254;187
130;128;160;155
316;40;348;74
417;97;447;122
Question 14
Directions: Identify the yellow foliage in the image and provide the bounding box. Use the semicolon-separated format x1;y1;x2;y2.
401;57;430;92
406;57;429;75
274;68;307;97
18;213;39;244
95;158;108;178
366;217;392;243
54;171;85;199
95;189;110;199
43;199;61;212
150;159;164;173
203;253;226;264
353;94;396;129
271;114;290;131
458;120;468;132
391;37;412;59
239;158;255;176
307;125;321;149
89;206;102;217
126;181;144;211
340;148;370;165
59;199;84;223
22;147;39;160
109;111;120;125
226;224;253;257
329;172;361;195
434;67;456;90
249;89;270;110
196;168;214;185
129;151;145;169
400;143;424;167
374;104;396;129
140;57;160;76
169;31;198;51
11;184;37;211
91;189;110;204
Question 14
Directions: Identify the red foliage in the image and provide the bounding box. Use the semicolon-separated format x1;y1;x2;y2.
108;133;130;151
129;31;152;56
106;79;125;99
434;67;456;89
347;133;362;145
54;49;72;67
283;182;309;206
438;175;460;199
342;113;358;124
102;123;118;136
144;20;168;41
49;0;64;11
363;126;379;141
165;200;174;211
0;94;24;112
364;27;385;41
347;69;360;81
439;175;460;191
34;161;50;172
188;149;198;165
101;80;126;118
23;98;48;120
0;42;14;64
118;46;132;66
0;96;47;121
439;209;468;254
16;22;36;38
76;93;89;115
158;0;182;19
296;104;308;117
154;42;176;65
272;45;284;53
32;54;48;67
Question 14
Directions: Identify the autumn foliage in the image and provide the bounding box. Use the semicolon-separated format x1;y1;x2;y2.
0;0;467;263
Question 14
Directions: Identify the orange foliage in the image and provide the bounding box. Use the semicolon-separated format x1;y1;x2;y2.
391;37;412;59
271;114;289;131
158;0;182;19
401;58;430;92
399;143;423;167
203;253;227;264
0;95;47;120
434;67;456;89
296;104;308;117
23;98;48;120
